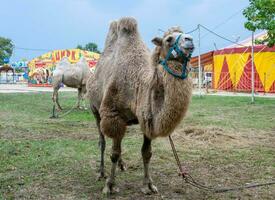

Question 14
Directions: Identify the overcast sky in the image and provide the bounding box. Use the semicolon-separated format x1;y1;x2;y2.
0;0;254;62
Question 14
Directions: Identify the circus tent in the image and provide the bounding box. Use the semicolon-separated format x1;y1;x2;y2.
191;31;275;93
190;51;214;72
213;45;275;93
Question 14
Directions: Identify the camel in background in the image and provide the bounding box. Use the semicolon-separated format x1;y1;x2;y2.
51;57;91;118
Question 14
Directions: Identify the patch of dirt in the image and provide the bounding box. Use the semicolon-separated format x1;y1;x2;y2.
172;126;275;149
0;121;99;141
183;127;235;140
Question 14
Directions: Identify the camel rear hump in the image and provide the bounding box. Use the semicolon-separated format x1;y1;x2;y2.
118;17;137;34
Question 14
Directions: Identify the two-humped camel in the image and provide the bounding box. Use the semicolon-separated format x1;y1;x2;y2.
51;57;91;117
87;17;194;195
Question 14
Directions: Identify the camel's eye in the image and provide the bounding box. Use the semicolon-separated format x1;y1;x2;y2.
166;36;174;46
166;36;173;43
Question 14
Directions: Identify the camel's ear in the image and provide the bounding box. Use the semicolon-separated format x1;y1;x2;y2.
152;37;162;46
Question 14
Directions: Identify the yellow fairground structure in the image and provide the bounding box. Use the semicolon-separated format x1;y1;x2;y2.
28;49;100;86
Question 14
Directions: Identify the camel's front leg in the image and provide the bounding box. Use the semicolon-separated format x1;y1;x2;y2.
55;91;62;111
141;135;158;194
100;93;126;196
102;136;123;196
77;88;82;109
98;129;126;175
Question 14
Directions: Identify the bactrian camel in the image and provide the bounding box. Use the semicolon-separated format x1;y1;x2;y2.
87;17;194;195
51;57;91;117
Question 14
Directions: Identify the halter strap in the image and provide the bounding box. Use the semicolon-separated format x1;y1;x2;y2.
159;34;191;79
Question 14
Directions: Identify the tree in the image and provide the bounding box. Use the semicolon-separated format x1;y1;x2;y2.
0;37;14;65
76;42;101;53
243;0;275;47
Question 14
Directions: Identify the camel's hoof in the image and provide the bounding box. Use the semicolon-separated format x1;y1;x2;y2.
102;179;119;197
96;173;107;181
102;186;119;196
141;183;158;195
118;161;127;171
102;185;111;197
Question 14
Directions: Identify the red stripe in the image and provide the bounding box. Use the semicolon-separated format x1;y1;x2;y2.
214;45;275;55
28;83;52;87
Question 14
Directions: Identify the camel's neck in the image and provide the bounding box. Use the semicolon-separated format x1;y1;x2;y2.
141;51;192;139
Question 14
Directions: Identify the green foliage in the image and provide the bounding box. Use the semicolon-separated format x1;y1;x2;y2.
0;37;14;65
76;42;101;53
243;0;275;47
76;44;83;49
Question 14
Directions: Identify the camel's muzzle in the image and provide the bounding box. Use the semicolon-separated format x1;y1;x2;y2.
159;34;194;79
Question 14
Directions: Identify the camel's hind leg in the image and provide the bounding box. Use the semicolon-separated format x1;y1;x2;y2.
51;86;61;118
91;106;106;180
141;135;158;194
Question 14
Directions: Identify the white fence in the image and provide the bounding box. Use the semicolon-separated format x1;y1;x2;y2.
0;72;27;84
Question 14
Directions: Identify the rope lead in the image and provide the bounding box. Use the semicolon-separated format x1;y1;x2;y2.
168;135;275;193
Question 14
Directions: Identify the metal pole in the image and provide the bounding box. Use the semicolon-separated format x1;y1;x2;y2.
198;24;202;97
264;72;266;95
251;31;255;103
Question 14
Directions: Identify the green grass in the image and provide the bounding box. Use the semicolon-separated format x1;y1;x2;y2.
186;95;275;130
0;92;274;199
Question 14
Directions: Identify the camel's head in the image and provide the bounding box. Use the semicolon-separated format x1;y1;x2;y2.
152;27;194;61
151;27;194;79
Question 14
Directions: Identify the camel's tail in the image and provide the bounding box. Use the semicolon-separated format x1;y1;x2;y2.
118;17;137;34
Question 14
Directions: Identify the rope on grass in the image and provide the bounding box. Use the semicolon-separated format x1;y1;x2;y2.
57;102;79;118
168;135;275;193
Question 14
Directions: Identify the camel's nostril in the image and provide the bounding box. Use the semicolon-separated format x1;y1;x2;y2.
184;46;194;51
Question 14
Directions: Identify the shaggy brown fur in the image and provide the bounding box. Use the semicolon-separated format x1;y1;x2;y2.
87;17;193;195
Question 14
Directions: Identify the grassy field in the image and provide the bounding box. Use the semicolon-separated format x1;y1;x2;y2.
0;92;274;199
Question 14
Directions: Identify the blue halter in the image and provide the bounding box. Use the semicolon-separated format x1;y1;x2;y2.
159;34;192;79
